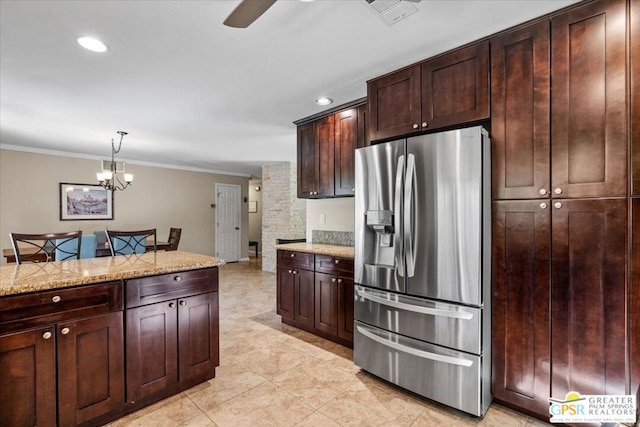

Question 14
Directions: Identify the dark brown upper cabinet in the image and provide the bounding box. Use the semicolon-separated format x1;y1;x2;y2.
296;101;366;199
551;0;627;199
491;21;551;200
633;0;640;196
368;41;489;143
297;116;335;198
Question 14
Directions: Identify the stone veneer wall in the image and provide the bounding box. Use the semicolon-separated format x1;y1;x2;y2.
261;162;306;273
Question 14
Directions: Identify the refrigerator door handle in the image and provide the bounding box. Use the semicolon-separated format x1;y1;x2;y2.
356;325;473;367
356;288;474;320
404;153;416;277
394;155;405;277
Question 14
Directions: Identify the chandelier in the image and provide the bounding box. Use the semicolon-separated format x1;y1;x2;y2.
96;131;134;191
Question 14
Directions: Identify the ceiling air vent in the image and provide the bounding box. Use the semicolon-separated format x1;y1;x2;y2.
365;0;421;26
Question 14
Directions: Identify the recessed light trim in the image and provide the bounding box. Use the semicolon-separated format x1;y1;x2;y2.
316;97;333;106
77;37;108;53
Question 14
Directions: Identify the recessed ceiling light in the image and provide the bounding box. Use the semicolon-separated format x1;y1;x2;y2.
77;37;108;53
316;97;333;106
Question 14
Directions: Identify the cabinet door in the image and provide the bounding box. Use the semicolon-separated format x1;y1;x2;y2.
57;311;125;426
492;201;550;416
337;276;354;343
178;292;219;383
276;266;295;320
633;0;640;196
334;109;357;196
368;64;421;142
357;104;369;149
551;0;627;198
631;198;640;400
551;198;626;397
314;272;338;336
297;121;318;197
317;115;335;197
491;21;550;200
294;269;315;329
126;301;178;402
421;42;489;131
0;326;56;427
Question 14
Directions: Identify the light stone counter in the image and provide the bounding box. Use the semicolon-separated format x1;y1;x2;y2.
275;242;354;259
0;250;223;297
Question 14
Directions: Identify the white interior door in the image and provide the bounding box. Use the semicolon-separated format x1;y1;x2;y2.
215;183;241;262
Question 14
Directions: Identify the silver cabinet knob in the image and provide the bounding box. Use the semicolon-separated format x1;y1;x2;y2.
60;327;70;335
169;302;177;309
52;295;61;303
288;269;292;274
422;122;428;128
352;188;355;192
290;253;295;257
174;275;181;282
540;202;548;209
331;278;337;282
539;189;547;196
337;278;343;284
334;259;340;264
43;331;52;340
292;270;298;275
554;202;562;209
179;300;187;307
554;188;562;195
412;124;419;129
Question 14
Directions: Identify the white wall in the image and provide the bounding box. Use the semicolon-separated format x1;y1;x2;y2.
0;149;249;265
305;197;355;240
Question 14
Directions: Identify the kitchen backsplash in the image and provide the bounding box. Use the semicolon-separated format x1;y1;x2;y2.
312;230;354;246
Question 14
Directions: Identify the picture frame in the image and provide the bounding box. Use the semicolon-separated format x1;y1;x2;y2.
60;183;113;221
248;201;258;213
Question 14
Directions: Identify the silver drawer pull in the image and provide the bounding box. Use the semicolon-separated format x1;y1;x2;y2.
290;253;296;257
356;288;473;320
334;259;340;264
52;295;61;303
174;276;181;282
42;331;52;340
357;326;473;367
60;327;70;335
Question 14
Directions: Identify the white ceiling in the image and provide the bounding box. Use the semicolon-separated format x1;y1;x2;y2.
0;0;579;178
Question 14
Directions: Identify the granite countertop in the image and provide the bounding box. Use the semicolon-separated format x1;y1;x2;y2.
275;242;354;259
0;250;224;297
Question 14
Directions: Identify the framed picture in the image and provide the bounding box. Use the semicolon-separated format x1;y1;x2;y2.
248;201;258;213
60;183;113;220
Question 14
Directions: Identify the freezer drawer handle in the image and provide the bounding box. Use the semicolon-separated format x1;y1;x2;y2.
356;325;473;367
356;288;473;320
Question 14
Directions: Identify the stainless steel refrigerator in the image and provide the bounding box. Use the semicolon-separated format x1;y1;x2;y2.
353;125;492;417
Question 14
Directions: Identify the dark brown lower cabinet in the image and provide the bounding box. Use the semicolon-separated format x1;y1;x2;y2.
57;312;125;426
0;326;56;427
337;276;354;342
551;198;627;397
493;198;628;418
492;200;550;416
315;273;338;335
126;291;219;403
277;266;314;330
632;198;640;400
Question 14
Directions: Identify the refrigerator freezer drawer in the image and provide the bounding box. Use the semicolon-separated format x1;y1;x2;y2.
354;322;490;417
354;285;481;354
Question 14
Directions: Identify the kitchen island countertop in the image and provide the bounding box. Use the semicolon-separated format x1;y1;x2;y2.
0;250;223;297
275;242;354;259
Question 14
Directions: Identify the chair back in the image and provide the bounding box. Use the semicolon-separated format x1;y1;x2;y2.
167;227;182;251
10;231;82;264
80;235;97;259
106;229;156;256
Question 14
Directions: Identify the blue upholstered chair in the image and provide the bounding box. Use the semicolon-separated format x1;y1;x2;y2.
106;229;156;256
55;234;96;260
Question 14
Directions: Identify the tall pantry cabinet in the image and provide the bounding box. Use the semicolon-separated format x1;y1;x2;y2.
491;0;631;419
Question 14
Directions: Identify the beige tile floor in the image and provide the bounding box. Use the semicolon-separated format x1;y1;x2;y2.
106;258;553;427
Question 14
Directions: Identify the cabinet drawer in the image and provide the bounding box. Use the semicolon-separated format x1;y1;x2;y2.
277;250;314;270
0;282;123;334
315;255;354;276
126;267;218;308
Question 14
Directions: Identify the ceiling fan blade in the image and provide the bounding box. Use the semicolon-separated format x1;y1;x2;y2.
223;0;278;28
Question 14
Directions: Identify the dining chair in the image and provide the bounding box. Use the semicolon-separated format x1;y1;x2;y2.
55;234;97;260
10;231;82;264
166;227;182;251
106;229;156;256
